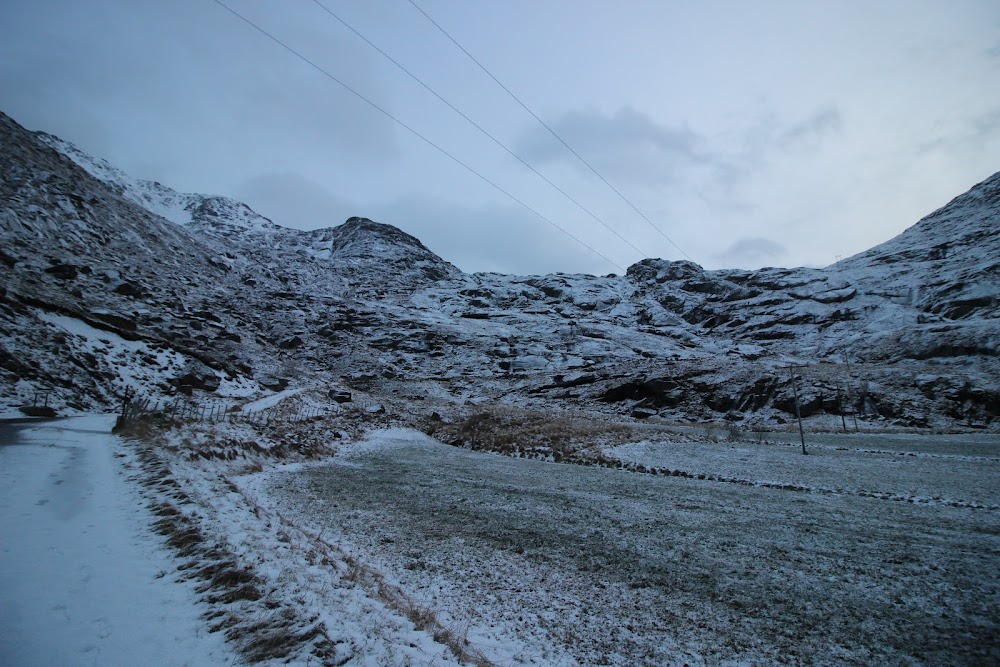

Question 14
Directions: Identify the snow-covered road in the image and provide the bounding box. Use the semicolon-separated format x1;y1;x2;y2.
0;416;231;666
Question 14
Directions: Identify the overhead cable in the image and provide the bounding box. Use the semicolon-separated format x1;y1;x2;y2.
406;0;693;263
209;0;623;272
309;0;648;262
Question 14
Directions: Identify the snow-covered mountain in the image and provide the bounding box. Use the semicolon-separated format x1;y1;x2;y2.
837;171;1000;321
2;111;997;428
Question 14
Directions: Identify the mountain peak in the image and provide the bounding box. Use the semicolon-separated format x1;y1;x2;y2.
335;216;432;251
296;217;460;283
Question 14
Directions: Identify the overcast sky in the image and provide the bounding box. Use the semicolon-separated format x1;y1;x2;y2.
2;0;998;275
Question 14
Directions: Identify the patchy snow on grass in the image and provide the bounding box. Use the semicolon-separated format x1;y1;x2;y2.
248;426;1000;666
7;408;996;666
604;434;1000;508
156;424;474;666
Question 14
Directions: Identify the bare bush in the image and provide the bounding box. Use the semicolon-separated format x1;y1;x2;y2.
426;407;633;463
726;421;743;442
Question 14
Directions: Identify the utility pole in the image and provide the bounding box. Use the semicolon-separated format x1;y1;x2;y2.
508;335;517;377
844;355;859;432
836;382;848;433
785;365;808;455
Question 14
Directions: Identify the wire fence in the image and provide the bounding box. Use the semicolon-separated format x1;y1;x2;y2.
114;391;332;431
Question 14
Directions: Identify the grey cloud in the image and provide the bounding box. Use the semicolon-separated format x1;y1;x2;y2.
514;107;710;186
513;105;842;196
714;237;787;269
735;106;844;164
972;108;1000;139
917;107;1000;155
369;195;618;276
776;107;843;151
0;0;397;188
706;106;844;199
235;173;357;231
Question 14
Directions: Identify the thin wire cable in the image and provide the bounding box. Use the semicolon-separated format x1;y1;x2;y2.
209;0;622;272
309;0;648;262
406;0;693;262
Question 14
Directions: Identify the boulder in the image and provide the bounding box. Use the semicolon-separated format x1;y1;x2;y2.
279;335;304;349
260;377;289;391
328;389;352;403
112;281;145;297
173;362;221;393
44;264;77;280
630;406;659;419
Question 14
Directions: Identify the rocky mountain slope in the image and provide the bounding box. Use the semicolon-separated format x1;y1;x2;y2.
2;111;997;428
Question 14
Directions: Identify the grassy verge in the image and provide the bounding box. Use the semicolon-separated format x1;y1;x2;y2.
119;414;496;666
119;419;342;664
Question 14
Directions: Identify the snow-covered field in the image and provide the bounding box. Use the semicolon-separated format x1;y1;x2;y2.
3;414;997;666
247;428;1000;666
605;430;999;508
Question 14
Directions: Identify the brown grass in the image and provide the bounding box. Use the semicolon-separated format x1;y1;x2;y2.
424;406;634;464
234;616;328;663
119;432;337;664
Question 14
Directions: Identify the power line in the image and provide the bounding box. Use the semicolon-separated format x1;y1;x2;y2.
406;0;693;263
209;0;622;272
308;0;648;262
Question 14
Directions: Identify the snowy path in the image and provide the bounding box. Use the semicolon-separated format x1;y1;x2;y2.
0;416;231;666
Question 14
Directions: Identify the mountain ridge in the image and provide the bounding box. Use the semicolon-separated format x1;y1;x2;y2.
2;111;997;428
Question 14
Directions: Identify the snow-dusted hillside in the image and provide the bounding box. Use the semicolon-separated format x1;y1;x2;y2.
2;111;998;428
837;171;1000;320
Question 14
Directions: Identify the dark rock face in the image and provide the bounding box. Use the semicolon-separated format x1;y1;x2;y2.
627;258;704;284
44;264;78;280
173;361;221;394
113;281;144;297
602;377;688;408
88;311;137;332
279;336;304;350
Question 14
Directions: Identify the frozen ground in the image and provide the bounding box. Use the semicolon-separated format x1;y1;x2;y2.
3;412;996;666
0;416;231;666
248;427;1000;666
606;429;999;508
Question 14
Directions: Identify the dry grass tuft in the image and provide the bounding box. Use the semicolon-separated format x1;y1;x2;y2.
424;407;633;464
122;436;338;665
233;616;328;663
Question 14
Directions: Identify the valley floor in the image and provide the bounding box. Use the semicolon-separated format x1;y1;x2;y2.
3;412;998;666
247;427;1000;666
